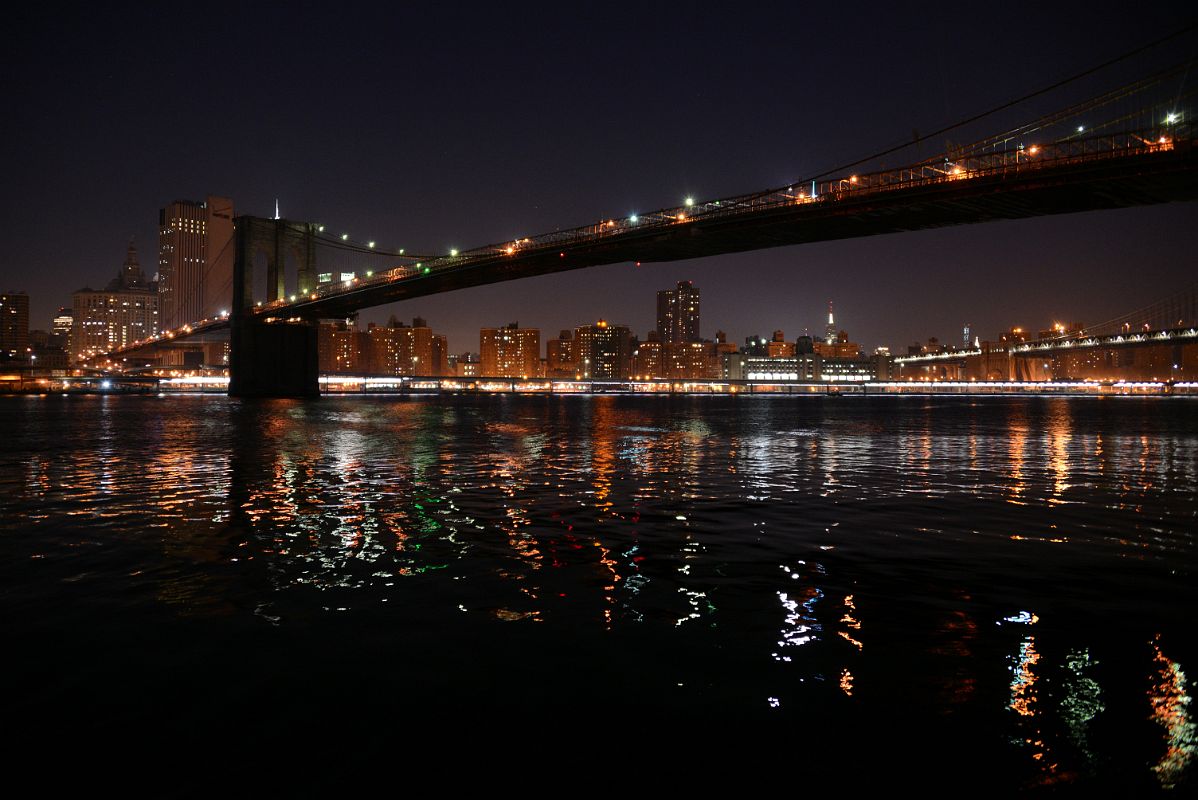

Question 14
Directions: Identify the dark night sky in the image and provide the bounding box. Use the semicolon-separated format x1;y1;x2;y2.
3;5;1196;353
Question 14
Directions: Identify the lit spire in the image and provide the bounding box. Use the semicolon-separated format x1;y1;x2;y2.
274;199;281;220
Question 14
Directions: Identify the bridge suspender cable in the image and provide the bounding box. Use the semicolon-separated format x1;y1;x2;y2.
805;22;1198;183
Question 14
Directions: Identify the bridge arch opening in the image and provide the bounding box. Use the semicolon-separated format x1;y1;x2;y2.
251;249;270;306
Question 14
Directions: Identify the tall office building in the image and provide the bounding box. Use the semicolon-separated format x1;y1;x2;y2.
158;196;234;332
656;281;700;343
71;242;159;362
825;301;837;345
52;307;73;355
480;323;541;378
0;292;30;362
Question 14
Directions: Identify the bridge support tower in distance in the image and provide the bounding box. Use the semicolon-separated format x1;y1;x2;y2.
229;216;321;398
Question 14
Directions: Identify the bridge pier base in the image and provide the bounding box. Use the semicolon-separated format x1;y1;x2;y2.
228;320;319;398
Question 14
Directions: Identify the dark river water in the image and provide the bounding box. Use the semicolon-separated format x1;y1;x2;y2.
2;394;1195;790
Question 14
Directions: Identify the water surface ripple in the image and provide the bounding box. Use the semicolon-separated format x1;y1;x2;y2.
2;394;1195;788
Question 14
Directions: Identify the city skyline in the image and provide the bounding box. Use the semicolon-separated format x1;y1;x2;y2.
4;8;1195;355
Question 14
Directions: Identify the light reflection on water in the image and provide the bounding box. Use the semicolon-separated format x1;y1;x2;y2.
2;393;1196;786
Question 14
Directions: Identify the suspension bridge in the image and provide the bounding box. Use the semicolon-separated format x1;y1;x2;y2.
96;40;1198;396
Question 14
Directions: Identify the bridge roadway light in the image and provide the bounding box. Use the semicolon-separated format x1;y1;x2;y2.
1166;113;1178;124
684;197;694;207
450;248;459;257
629;214;638;223
368;241;375;248
341;234;349;241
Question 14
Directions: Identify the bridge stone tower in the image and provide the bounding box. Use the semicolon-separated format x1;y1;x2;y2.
229;216;321;398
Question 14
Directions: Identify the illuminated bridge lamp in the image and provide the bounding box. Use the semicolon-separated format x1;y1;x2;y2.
629;214;638;223
368;241;375;248
341;234;349;240
450;248;459;256
684;197;694;207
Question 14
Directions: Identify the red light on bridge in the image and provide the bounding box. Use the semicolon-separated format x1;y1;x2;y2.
559;252;565;258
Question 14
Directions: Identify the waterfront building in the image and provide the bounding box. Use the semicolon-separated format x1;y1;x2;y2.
743;335;770;357
0;292;30;362
821;356;878;382
575;319;632;379
71;243;159;363
52;307;73;355
999;327;1029;345
656;281;700;343
451;352;480;378
665;340;719;380
813;328;861;359
158;196;234;332
714;330;738;358
632;334;663;379
369;317;448;376
1039;321;1085;340
480;323;541;378
546;330;578;378
724;353;821;381
318;320;367;374
28;329;69;369
766;330;796;359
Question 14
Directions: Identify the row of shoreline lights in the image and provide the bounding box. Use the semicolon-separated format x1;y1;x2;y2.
296;112;1183;295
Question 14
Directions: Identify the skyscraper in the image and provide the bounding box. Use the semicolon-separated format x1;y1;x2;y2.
158;196;234;332
825;301;837;345
71;242;158;362
0;292;30;362
52;307;73;355
656;281;700;343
